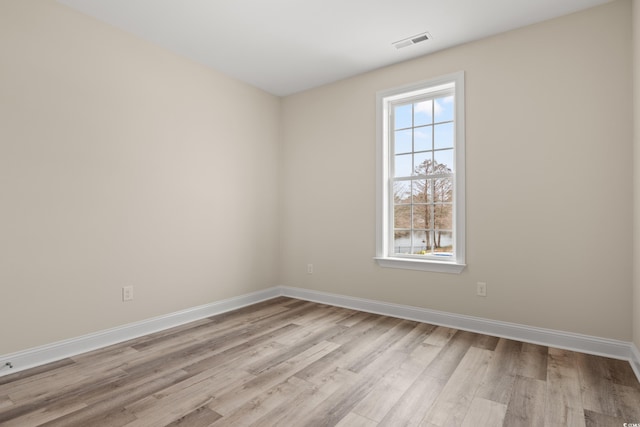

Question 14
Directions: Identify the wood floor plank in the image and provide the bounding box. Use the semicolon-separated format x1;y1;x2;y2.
346;319;418;373
146;366;255;405
210;340;340;416
608;357;640;390
583;409;623;427
163;405;222;427
502;376;546;427
45;405;138;427
421;346;492;426
130;384;218;426
460;397;507;427
375;346;448;426
518;343;548;381
578;354;640;423
422;326;456;347
0;369;128;425
6;365;100;402
1;400;87;427
126;318;215;351
391;322;436;354
337;310;373;328
210;375;311;426
125;368;256;421
287;305;357;328
182;340;285;381
472;334;500;351
40;369;191;427
292;316;405;385
246;325;347;375
577;352;619;417
421;330;478;381
612;383;640;421
124;392;215;426
377;373;446;426
282;298;310;309
71;345;142;373
0;359;76;387
352;356;425;422
335;412;378;427
328;313;396;346
475;338;522;405
409;343;444;367
545;348;586;427
205;297;292;325
249;368;358;427
304;316;404;378
301;366;390;427
302;336;424;427
273;311;344;346
0;297;638;427
182;325;299;375
0;395;13;410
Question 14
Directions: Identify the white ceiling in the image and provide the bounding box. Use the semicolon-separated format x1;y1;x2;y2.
57;0;612;96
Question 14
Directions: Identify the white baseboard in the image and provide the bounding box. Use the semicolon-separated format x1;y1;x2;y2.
631;343;640;382
0;287;280;377
278;286;636;366
2;285;639;385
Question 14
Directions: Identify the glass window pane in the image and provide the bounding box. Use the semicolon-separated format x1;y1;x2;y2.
414;126;432;152
433;231;453;255
414;100;432;126
434;203;453;229
393;181;411;204
394;129;412;154
394;104;412;130
393;230;411;254
383;80;461;263
394;205;411;229
394;154;412;177
412;204;431;229
434;177;453;203
434;149;454;173
434;123;454;149
412;230;429;254
413;151;430;175
434;96;454;123
412;179;431;203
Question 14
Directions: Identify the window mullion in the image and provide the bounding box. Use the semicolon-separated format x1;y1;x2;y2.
376;71;465;272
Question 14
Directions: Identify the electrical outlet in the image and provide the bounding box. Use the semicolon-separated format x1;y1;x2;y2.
122;286;134;301
307;264;313;274
477;282;487;297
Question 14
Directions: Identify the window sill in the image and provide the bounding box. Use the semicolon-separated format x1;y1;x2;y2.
374;257;466;274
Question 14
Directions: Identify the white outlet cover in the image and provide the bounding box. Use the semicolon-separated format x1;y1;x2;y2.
477;282;487;297
122;286;134;301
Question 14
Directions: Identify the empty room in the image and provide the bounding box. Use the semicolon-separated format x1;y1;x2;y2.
1;0;640;425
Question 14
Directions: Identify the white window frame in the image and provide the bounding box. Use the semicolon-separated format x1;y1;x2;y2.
375;71;466;273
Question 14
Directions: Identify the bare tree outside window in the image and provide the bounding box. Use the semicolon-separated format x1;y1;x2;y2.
393;159;453;255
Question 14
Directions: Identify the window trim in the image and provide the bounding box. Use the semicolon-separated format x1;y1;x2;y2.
375;72;466;274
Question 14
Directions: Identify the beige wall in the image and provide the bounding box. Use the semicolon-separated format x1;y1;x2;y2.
0;1;281;354
1;0;635;357
281;0;633;341
634;0;640;351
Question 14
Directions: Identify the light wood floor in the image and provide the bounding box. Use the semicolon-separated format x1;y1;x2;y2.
1;297;639;427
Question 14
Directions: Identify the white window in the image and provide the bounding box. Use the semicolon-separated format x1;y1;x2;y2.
375;72;465;273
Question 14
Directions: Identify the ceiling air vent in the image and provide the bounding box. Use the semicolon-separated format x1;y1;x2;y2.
393;32;431;50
